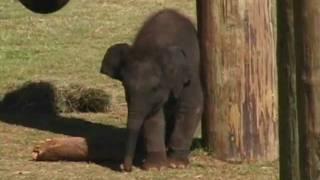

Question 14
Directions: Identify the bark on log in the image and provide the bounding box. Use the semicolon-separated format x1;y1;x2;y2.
294;0;320;179
32;137;124;162
197;0;278;162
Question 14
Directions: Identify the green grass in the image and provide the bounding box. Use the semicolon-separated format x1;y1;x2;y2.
0;0;278;179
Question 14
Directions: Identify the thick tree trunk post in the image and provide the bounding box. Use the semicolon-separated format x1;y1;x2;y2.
294;0;320;179
277;0;301;179
197;0;278;162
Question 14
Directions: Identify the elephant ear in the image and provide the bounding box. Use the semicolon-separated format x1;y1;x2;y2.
165;46;192;99
100;43;130;80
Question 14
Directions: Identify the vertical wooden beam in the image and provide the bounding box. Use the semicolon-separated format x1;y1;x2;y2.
196;0;216;153
197;0;278;162
277;0;301;179
294;0;320;179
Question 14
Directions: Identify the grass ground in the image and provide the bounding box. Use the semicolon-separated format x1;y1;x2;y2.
0;0;278;179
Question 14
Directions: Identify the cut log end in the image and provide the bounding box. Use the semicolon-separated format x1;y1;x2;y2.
32;136;125;162
32;137;89;161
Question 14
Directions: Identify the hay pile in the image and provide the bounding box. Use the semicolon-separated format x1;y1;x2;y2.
58;84;111;113
0;81;111;114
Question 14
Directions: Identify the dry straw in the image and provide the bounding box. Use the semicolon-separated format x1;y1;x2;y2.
0;81;111;114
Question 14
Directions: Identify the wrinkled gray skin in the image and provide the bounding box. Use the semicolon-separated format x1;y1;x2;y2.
100;9;203;172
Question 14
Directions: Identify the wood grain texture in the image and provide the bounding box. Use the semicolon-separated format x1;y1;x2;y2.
294;0;320;179
197;0;278;162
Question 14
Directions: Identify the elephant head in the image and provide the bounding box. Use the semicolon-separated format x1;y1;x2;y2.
19;0;70;14
100;43;191;171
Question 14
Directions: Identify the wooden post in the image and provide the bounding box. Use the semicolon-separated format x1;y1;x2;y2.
197;0;278;162
277;0;301;179
294;0;320;179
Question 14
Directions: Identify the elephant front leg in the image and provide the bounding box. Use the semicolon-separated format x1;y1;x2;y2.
168;104;202;168
142;109;167;170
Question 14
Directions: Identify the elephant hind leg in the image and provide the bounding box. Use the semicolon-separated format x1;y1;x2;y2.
167;104;203;168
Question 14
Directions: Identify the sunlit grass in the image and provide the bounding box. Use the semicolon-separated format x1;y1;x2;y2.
0;0;278;179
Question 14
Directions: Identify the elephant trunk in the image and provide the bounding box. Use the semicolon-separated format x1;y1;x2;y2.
122;111;145;172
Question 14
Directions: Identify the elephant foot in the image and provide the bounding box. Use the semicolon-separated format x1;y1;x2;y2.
167;149;190;169
167;157;189;169
142;152;168;170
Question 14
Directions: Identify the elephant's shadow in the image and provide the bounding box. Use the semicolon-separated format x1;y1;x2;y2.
0;111;130;171
0;81;203;171
0;81;129;171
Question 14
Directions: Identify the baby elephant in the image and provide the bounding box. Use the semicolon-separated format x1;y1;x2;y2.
100;9;203;172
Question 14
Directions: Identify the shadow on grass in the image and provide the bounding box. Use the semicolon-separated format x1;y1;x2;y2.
0;81;204;171
0;81;128;171
0;112;127;171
